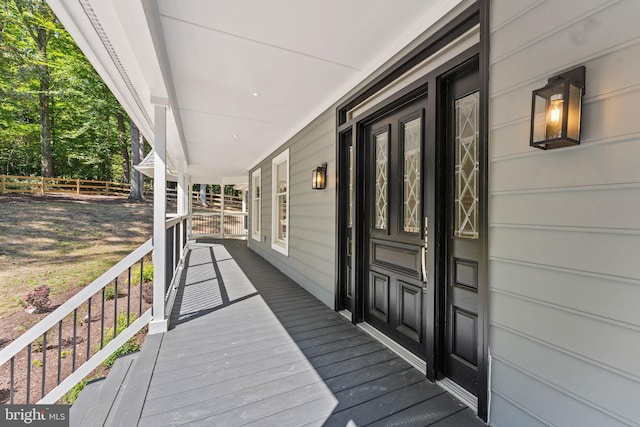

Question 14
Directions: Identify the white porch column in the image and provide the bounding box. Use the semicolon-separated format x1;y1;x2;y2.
242;189;248;232
150;98;169;334
220;184;225;238
177;161;186;216
177;160;187;258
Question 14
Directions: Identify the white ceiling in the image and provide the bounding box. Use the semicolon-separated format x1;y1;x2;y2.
49;0;463;183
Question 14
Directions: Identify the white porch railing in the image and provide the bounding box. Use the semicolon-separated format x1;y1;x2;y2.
190;211;247;239
0;215;189;405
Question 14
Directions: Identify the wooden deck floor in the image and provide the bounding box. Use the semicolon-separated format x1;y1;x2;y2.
137;240;485;426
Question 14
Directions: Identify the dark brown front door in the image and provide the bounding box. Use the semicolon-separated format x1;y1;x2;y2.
439;58;481;396
364;96;428;359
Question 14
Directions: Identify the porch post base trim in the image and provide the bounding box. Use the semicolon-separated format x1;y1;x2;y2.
148;318;168;334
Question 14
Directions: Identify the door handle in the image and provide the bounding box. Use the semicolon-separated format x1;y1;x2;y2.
420;217;428;289
420;246;428;286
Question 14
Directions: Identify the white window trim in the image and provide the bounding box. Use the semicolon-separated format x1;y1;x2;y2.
251;168;261;241
271;149;289;256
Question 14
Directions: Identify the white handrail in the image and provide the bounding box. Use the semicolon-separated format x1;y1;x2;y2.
0;239;153;366
165;214;187;229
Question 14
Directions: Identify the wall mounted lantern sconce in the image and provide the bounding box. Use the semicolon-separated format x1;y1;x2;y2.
530;66;585;150
312;163;327;190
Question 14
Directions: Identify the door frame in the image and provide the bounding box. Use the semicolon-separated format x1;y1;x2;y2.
334;0;490;420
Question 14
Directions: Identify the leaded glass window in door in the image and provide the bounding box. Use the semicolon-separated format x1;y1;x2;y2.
454;91;479;239
403;117;421;233
374;131;388;230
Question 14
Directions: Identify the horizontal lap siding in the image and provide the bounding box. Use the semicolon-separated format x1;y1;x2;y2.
489;0;640;426
248;109;336;307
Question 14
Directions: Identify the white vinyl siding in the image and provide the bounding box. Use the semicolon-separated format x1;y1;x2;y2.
251;168;261;241
271;149;289;256
489;0;640;426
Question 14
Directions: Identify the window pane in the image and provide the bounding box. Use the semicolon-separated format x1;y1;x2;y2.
455;91;479;239
403;117;421;233
374;131;388;230
278;194;287;240
251;173;261;238
277;162;287;193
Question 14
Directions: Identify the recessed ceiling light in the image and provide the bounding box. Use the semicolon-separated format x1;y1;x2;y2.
233;134;239;138
252;92;260;97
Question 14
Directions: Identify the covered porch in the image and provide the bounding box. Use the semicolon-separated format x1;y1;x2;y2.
71;240;484;426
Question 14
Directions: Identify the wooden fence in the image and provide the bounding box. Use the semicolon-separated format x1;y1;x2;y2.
0;175;131;196
0;175;246;210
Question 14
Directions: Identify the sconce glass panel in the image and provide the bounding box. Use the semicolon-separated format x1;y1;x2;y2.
567;83;582;141
531;81;565;145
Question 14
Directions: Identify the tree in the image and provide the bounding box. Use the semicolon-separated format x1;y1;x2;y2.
117;112;129;183
129;120;143;201
0;0;135;181
13;0;55;177
199;184;207;206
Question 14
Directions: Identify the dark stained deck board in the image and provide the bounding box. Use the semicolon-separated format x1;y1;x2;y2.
135;239;485;426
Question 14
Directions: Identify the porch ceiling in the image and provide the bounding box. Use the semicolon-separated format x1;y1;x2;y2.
48;0;464;184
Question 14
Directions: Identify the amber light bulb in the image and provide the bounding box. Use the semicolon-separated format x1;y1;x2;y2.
545;93;563;139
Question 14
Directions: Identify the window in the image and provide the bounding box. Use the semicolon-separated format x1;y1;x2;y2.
272;149;289;255
251;168;261;241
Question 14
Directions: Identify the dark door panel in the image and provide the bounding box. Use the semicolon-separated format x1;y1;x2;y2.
440;57;481;396
364;96;428;360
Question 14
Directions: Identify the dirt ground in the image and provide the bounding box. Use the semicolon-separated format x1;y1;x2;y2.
0;193;154;403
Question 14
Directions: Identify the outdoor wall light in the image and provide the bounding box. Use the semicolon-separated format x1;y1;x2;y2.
530;66;585;150
312;163;327;190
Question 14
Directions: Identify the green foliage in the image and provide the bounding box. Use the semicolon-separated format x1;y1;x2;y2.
103;284;125;301
61;379;85;405
0;0;132;180
96;311;142;367
101;339;141;368
31;358;42;368
61;376;102;405
130;262;153;285
60;349;72;359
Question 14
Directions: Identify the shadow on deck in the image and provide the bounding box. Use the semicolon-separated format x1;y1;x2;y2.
128;240;486;426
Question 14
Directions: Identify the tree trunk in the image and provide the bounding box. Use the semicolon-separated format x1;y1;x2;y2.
37;29;53;177
129;120;143;201
199;184;207;206
117;113;130;183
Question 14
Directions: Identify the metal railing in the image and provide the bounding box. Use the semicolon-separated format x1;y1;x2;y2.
165;215;189;295
0;240;154;404
190;211;247;239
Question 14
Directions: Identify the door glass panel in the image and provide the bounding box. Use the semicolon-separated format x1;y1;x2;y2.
454;91;479;239
374;131;388;230
403;117;421;233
